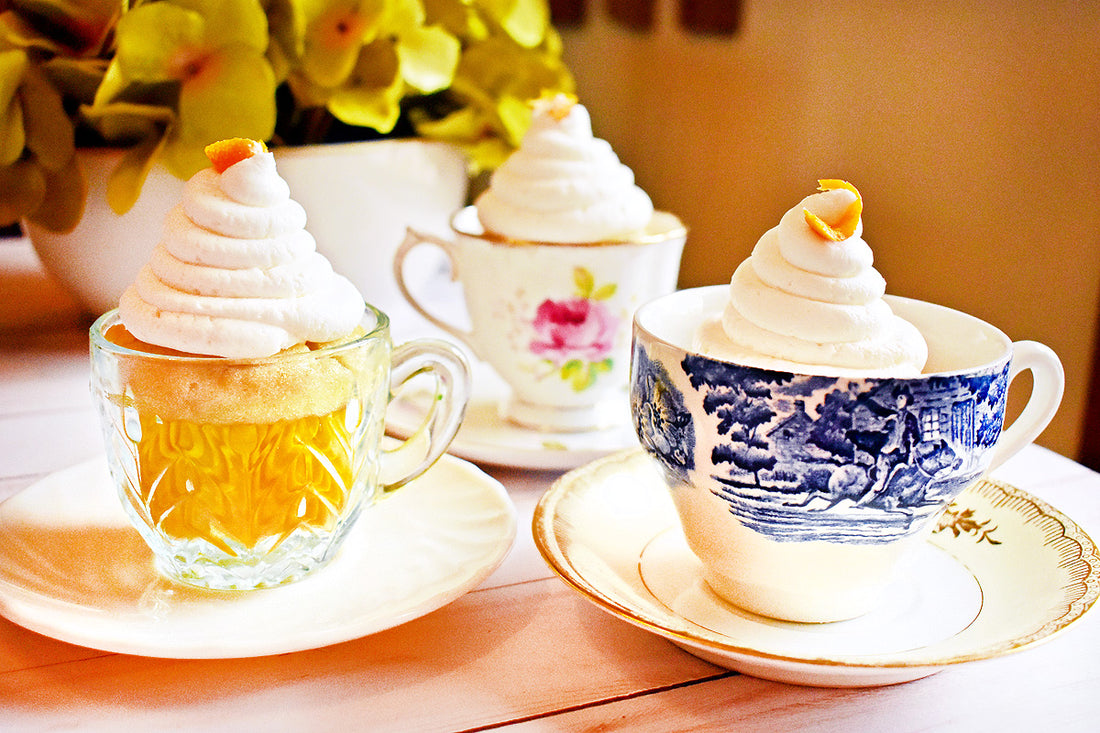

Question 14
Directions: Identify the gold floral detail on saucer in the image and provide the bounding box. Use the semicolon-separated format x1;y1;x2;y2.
533;449;1100;687
934;505;1002;545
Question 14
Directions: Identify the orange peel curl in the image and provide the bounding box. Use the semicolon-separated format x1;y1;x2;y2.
533;91;579;122
204;138;268;173
804;179;863;242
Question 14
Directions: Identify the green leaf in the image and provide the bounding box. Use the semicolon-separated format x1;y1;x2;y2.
264;0;306;79
328;82;402;131
19;62;74;171
107;130;169;215
90;60;128;107
0;91;24;166
0;10;65;53
80;101;174;144
27;153;86;233
385;0;426;32
284;70;332;107
560;359;583;379
573;266;594;298
422;0;489;40
496;93;531;146
454;35;572;101
0;49;27;166
0;158;45;226
42;57;108;105
409;104;510;172
591;283;617;300
410;104;480;138
542;23;565;57
570;363;596;391
0;0;121;55
326;39;402;132
483;0;549;49
397;24;459;93
459;137;511;172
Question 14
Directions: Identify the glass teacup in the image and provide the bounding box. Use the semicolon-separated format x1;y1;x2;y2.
90;304;468;590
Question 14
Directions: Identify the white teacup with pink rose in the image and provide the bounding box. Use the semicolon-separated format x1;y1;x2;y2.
395;93;687;432
396;207;686;432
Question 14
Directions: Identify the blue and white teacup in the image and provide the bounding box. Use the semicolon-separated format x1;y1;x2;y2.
630;286;1064;622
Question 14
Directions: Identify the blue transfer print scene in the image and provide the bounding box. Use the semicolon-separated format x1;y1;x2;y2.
632;346;695;483
631;343;1011;544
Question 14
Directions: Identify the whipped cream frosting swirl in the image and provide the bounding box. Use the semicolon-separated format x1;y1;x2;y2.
474;96;654;243
696;186;928;376
119;152;365;358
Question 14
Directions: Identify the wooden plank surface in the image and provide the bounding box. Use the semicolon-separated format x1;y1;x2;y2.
2;238;1099;731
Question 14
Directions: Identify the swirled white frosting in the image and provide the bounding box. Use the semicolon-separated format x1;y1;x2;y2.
474;96;654;243
694;186;928;376
119;152;365;358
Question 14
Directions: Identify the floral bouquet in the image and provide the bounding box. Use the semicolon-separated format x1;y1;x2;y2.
0;0;573;232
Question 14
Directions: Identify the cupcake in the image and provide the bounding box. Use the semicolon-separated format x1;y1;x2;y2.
95;139;382;587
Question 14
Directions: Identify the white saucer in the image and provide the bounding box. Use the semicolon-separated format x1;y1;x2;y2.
386;366;639;471
0;453;516;659
533;449;1100;687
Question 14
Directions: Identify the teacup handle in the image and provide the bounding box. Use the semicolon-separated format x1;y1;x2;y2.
987;340;1064;472
394;228;482;359
380;338;470;491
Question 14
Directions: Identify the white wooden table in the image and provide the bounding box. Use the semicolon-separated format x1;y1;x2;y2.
2;238;1098;732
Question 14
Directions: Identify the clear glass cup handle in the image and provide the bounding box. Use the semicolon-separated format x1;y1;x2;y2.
380;338;470;490
987;340;1065;472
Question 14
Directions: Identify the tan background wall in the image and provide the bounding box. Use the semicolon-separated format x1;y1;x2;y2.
558;0;1100;459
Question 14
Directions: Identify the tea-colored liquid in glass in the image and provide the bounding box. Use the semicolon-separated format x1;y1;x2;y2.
135;408;354;555
104;323;362;559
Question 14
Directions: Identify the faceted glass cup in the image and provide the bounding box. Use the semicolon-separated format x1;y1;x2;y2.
90;305;468;590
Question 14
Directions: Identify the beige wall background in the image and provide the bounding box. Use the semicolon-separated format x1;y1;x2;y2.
558;0;1100;460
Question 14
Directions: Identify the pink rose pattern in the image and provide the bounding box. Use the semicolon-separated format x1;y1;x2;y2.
528;267;619;391
531;297;617;363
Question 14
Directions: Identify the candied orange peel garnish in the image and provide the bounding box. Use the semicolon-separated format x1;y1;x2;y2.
804;179;863;242
204;138;268;173
532;91;579;122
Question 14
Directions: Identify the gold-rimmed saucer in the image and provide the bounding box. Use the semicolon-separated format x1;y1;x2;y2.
533;449;1099;687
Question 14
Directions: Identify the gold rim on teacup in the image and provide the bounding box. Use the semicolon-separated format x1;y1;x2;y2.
449;206;688;248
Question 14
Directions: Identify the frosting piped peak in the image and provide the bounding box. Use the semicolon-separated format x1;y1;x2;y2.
474;94;654;243
694;180;928;377
118;139;365;359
